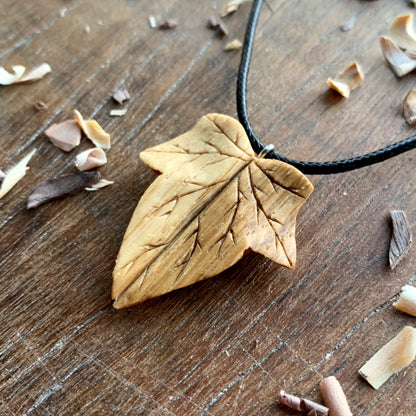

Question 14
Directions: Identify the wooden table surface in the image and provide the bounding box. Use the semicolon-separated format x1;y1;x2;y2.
1;0;415;415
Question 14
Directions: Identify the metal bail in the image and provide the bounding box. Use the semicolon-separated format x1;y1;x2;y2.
258;144;275;158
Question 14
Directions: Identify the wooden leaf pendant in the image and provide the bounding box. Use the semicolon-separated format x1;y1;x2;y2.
112;114;314;308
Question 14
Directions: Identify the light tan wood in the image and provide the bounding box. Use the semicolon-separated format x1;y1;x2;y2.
112;114;314;308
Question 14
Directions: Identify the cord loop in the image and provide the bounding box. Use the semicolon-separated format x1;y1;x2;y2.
237;0;416;175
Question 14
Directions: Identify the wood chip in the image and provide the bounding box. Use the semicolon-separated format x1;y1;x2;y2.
279;391;329;416
158;19;177;30
359;326;416;389
403;89;416;125
0;149;36;199
389;14;416;52
216;22;228;38
389;210;412;269
394;285;416;317
110;109;127;117
112;88;130;105
224;39;242;51
221;0;246;17
85;179;114;191
34;101;48;111
27;172;100;209
320;377;352;416
207;16;219;30
45;120;81;152
380;36;416;77
340;15;356;32
148;15;157;28
327;62;364;98
75;148;107;171
74;109;111;149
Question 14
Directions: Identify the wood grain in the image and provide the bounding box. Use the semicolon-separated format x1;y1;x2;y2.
1;0;415;415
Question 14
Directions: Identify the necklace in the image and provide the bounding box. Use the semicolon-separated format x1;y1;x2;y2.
111;0;416;309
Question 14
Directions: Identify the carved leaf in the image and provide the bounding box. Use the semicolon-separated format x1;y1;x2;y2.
112;114;314;308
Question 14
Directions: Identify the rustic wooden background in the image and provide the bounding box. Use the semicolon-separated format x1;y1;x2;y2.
1;0;415;414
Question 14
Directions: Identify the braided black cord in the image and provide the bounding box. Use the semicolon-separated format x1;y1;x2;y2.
237;0;416;174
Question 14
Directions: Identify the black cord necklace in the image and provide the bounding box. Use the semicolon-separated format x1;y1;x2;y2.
237;0;416;174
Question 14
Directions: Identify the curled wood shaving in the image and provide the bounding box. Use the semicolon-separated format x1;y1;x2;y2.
34;101;48;111
27;172;100;209
0;63;51;85
75;148;107;171
0;65;25;85
45;120;81;152
403;88;416;125
394;285;416;317
380;36;416;77
74;109;111;149
224;39;242;51
85;179;114;191
320;377;352;416
0;149;36;199
359;326;416;389
389;14;416;52
327;62;364;98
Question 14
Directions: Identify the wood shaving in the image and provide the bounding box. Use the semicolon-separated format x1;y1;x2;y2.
279;390;328;415
389;14;416;52
207;16;219;30
45;120;81;152
112;88;130;105
0;65;25;85
217;22;228;38
327;62;364;98
27;172;100;209
224;39;242;51
0;63;51;85
148;15;157;28
380;36;416;77
85;179;114;191
341;15;356;32
0;149;36;200
84;24;90;34
74;109;111;149
389;210;412;269
34;101;48;111
158;19;177;30
403;88;416;125
18;63;51;83
359;326;416;389
75;148;107;171
320;377;352;416
394;285;416;317
110;109;127;117
221;0;246;17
